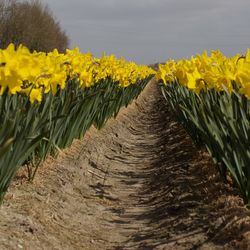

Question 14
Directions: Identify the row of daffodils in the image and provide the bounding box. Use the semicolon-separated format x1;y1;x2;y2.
157;50;250;97
0;44;155;200
1;43;154;101
2;43;250;206
157;50;250;205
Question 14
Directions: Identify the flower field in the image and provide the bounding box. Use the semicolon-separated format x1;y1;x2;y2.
2;43;250;208
0;44;155;200
2;44;250;248
157;50;250;205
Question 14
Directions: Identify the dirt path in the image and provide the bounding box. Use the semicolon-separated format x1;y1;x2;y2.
1;80;250;249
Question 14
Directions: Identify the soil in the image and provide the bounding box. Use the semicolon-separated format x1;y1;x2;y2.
1;79;250;249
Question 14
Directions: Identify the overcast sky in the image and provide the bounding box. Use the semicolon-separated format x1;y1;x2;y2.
43;0;250;64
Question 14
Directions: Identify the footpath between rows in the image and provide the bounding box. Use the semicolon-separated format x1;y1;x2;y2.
0;81;250;249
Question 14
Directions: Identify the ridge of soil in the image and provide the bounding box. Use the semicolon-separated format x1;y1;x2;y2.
1;80;250;249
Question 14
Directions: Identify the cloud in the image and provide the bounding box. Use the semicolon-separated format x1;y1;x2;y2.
46;0;223;22
42;0;250;63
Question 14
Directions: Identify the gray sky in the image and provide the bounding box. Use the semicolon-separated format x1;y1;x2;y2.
43;0;250;64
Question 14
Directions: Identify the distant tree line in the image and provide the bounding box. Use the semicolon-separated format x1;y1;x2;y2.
0;0;69;52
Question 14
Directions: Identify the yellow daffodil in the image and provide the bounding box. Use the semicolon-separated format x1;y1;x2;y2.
0;43;155;103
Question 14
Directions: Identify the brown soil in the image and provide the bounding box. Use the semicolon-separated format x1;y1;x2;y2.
1;80;250;249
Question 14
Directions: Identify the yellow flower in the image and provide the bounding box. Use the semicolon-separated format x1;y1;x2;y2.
186;68;204;92
0;43;156;102
22;87;43;103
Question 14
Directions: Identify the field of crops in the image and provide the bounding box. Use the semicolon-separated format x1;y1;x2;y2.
157;50;250;205
0;43;155;200
2;43;250;248
1;43;250;210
